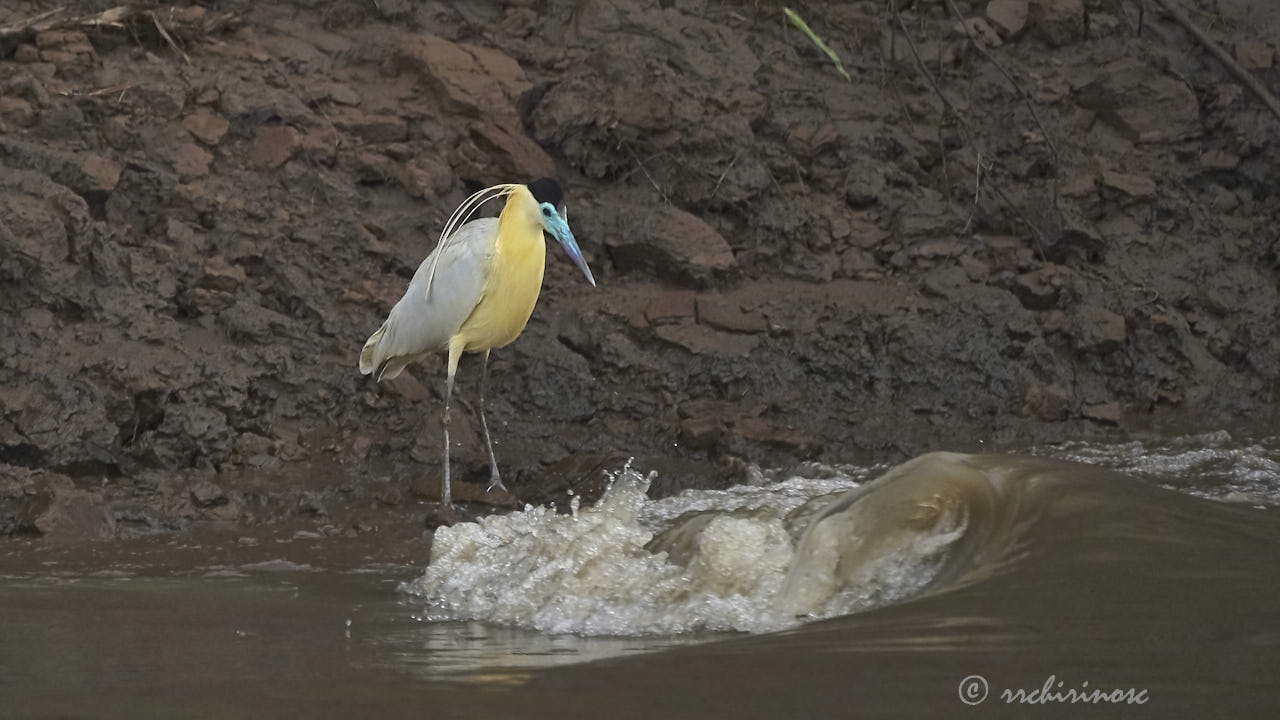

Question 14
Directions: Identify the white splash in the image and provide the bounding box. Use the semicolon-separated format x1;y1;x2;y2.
401;463;969;636
1040;431;1280;505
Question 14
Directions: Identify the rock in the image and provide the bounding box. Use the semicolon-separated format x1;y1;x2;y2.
189;480;227;507
1046;201;1106;263
1030;0;1085;48
1060;172;1097;197
734;417;821;457
898;195;957;237
232;432;278;467
37;51;78;70
1024;381;1069;421
0;169;92;281
1009;263;1072;310
912;239;965;260
356;152;445;198
786;123;839;158
846;217;890;250
250;124;300;169
308;82;360;106
183;110;230;145
300;127;341;164
955;17;1003;48
218;83;314;128
35;30;92;52
921;266;970;299
679;415;724;451
6;73;50;107
1235;42;1274;70
1207;184;1239;212
200;255;246;293
14;44;40;64
172;143;213;180
1073;305;1126;353
645;290;696;324
612;87;674;131
654;323;759;357
78;153;122;194
840;248;879;278
986;0;1029;37
1074;59;1201;143
131;82;188;121
33;104;85;142
355;151;395;183
696;296;769;333
102;115;134;150
1199;150;1240;170
295;492;327;517
844;174;884;208
396;35;532;118
331;108;409;144
0;97;34;127
1082;401;1120;425
604;205;736;287
1100;170;1155;199
394;36;552;175
468;120;555;179
28;478;116;542
389;159;451;199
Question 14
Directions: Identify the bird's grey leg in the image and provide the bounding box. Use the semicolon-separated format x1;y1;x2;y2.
441;368;454;507
441;341;464;508
478;350;507;493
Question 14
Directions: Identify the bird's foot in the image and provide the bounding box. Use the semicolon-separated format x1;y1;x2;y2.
486;476;509;494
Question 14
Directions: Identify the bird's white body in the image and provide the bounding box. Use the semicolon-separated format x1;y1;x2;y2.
359;205;549;382
360;218;500;381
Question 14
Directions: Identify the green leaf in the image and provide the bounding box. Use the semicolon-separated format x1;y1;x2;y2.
783;7;852;83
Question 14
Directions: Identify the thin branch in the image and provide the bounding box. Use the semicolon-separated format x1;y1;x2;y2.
0;4;241;43
943;0;1060;209
149;10;189;64
889;0;1049;260
1149;0;1280;124
888;0;971;146
711;151;740;199
621;142;668;203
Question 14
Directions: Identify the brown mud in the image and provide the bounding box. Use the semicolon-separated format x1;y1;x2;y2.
1;0;1278;546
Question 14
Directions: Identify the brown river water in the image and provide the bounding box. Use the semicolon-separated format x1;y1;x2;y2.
3;432;1279;719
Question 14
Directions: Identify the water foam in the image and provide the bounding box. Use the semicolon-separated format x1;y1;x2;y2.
401;463;970;636
1040;431;1280;505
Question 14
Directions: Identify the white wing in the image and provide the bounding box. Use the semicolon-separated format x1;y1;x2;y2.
359;218;497;380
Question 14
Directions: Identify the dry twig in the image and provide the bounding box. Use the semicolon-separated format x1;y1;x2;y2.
711;152;740;199
1149;0;1280;124
149;10;190;64
887;0;1050;259
943;0;1060;209
0;4;240;44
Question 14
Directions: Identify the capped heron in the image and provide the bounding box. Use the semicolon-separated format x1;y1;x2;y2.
358;178;596;506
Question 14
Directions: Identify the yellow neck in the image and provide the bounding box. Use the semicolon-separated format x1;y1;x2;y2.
494;185;547;278
454;186;547;351
497;186;541;244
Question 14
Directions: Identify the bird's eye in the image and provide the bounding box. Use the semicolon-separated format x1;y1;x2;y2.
541;206;552;217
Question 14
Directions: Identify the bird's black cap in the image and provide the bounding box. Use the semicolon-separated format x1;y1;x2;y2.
527;177;563;207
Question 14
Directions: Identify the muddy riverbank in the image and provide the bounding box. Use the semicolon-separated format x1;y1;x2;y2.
2;0;1278;543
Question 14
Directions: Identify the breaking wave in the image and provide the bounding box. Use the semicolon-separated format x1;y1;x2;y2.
401;452;1042;636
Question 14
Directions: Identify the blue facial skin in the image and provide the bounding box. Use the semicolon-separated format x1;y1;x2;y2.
539;201;596;287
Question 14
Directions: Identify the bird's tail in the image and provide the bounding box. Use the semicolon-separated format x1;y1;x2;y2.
359;323;388;378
